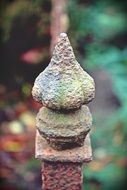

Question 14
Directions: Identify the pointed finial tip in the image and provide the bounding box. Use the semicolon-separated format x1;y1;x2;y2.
60;33;67;38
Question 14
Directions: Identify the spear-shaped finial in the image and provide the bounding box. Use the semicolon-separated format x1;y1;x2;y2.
32;33;95;189
32;33;95;110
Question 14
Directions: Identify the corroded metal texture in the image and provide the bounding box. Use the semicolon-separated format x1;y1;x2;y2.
35;130;92;163
36;105;92;150
32;33;95;110
32;33;95;190
42;161;83;190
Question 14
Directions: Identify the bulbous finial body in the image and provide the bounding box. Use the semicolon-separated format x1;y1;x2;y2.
32;33;95;110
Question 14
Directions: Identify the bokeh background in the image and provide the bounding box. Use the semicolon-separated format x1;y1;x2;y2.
0;0;127;189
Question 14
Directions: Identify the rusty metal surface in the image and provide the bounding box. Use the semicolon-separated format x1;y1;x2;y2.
35;130;92;163
42;161;83;190
32;33;94;189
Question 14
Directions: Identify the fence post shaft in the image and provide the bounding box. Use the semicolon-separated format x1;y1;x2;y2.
32;33;95;190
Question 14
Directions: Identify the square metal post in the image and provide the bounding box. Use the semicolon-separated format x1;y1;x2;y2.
36;131;92;190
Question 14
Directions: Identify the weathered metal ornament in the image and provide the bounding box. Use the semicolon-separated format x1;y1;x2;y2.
36;105;92;150
32;33;95;110
32;33;95;150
